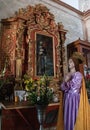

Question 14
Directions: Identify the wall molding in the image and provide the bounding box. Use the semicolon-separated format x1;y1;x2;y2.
51;0;83;15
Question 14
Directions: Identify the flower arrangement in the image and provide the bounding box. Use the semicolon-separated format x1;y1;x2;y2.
23;74;53;105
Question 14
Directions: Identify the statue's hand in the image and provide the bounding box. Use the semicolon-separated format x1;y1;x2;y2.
64;73;71;82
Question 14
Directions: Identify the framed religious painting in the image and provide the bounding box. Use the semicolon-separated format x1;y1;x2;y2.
35;33;54;76
34;32;57;77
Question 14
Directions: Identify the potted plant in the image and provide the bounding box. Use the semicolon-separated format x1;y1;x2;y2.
23;74;54;130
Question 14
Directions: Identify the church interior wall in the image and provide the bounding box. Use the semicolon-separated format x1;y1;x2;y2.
0;0;85;46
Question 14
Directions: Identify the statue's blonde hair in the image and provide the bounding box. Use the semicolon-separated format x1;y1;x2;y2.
71;52;85;64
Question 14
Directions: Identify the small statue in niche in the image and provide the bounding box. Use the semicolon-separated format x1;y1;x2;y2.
16;20;26;48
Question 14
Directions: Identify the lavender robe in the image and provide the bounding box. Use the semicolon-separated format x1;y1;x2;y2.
61;72;83;130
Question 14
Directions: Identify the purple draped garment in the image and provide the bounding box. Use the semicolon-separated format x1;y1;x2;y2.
61;71;83;130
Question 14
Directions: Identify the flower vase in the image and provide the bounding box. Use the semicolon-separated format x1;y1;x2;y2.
36;105;47;130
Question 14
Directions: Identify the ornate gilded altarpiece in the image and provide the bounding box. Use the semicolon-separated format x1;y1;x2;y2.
0;4;67;93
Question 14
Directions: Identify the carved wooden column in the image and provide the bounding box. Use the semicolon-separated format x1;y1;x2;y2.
26;31;34;77
15;18;26;79
0;18;17;76
57;22;67;80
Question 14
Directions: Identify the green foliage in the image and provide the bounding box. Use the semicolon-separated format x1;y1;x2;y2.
86;80;90;89
23;74;53;105
85;69;90;89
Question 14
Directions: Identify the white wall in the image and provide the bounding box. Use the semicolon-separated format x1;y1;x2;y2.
61;0;79;10
79;0;90;11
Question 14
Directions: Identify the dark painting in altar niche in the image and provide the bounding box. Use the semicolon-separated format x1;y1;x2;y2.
36;33;54;76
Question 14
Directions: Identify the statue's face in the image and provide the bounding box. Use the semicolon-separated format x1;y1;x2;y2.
68;58;75;70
